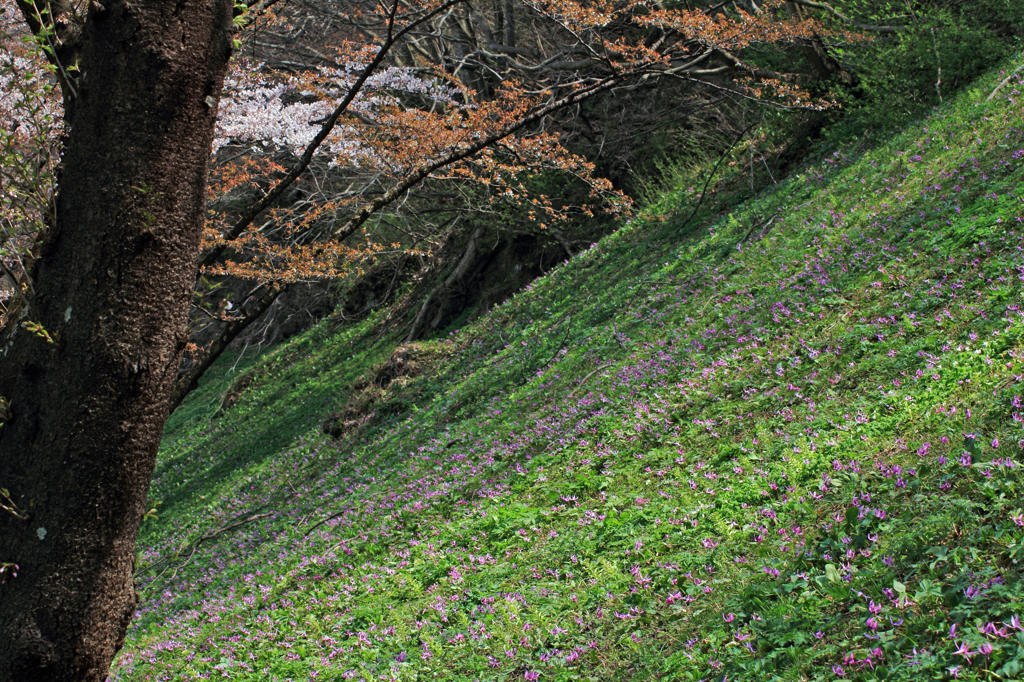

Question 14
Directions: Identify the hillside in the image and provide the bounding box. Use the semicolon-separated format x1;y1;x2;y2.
114;61;1024;681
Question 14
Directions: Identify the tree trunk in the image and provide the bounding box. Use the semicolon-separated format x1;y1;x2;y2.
785;2;847;82
406;226;485;343
0;0;233;679
502;0;515;48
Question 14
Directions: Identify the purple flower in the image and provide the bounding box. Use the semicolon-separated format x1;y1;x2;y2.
524;672;540;681
964;584;983;599
952;639;974;661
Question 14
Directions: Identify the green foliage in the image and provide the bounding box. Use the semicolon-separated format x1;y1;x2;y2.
20;319;57;345
112;58;1024;681
827;0;1023;136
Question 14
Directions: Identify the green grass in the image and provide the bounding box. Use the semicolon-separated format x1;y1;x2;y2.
112;57;1024;682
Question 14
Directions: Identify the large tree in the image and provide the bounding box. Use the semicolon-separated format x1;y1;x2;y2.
0;0;235;678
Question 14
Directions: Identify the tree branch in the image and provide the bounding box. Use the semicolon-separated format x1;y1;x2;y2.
405;225;483;342
14;0;84;102
332;74;626;242
987;58;1024;101
169;282;285;412
199;0;470;269
673;118;759;235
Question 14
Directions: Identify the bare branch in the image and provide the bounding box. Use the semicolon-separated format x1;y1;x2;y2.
200;0;471;269
332;74;626;241
987;58;1024;101
170;283;285;411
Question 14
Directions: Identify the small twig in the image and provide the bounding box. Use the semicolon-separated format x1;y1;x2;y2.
229;337;252;373
761;153;777;185
930;28;943;104
788;0;904;32
538;297;589;372
700;294;721;314
567;363;614;400
304;510;347;538
137;511;275;580
538;315;574;371
987;58;1024;101
190;302;218;320
610;319;628;349
0;488;30;521
675;120;759;235
164;512;274;581
0;259;32;304
749;138;755;193
737;215;775;246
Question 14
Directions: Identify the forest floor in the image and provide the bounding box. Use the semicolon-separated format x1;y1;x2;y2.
114;59;1024;681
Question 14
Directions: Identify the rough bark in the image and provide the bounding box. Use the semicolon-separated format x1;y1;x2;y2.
0;0;233;679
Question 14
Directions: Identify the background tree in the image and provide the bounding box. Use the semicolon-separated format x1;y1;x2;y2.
173;0;858;407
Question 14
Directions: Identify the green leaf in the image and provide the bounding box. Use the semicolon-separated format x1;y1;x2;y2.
844;505;858;531
963;434;979;456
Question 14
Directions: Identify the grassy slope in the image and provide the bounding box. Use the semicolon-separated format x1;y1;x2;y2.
114;62;1024;682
